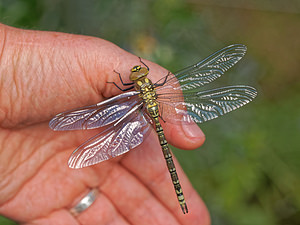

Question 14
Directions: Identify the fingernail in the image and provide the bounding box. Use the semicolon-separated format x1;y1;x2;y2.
182;123;205;139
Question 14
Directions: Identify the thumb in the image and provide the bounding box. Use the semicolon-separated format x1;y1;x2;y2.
0;24;205;149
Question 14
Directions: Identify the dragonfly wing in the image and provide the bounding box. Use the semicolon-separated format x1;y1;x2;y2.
157;86;257;124
155;44;247;91
49;91;140;130
68;109;152;168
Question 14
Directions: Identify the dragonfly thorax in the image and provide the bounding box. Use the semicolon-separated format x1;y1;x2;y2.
130;66;149;81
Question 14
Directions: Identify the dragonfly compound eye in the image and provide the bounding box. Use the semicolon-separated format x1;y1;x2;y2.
131;65;141;72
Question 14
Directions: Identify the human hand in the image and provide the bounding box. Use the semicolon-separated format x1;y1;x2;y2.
0;24;209;225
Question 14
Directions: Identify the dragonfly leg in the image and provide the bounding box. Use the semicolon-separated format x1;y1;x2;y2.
107;81;134;91
158;105;166;123
113;70;134;86
139;57;149;71
159;114;166;123
107;70;134;91
155;71;171;87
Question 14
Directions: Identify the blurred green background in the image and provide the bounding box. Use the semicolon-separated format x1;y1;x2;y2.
0;0;299;224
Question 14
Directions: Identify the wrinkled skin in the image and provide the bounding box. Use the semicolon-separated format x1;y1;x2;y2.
0;24;209;225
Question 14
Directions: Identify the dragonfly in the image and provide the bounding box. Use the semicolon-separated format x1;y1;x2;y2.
49;44;257;214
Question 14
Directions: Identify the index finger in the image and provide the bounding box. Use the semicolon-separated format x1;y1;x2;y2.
0;24;205;150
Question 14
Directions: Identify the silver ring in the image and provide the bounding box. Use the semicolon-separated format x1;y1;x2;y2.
70;188;98;216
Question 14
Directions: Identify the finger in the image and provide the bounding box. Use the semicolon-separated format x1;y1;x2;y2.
0;24;204;149
94;163;181;225
163;122;205;150
120;132;210;225
1;24;204;149
0;149;99;222
76;190;131;225
28;197;129;225
27;210;78;225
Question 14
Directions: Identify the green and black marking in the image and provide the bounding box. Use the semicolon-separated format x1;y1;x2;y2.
113;61;188;214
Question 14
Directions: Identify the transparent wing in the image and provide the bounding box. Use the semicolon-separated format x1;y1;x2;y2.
68;109;152;168
157;85;257;124
155;44;247;91
49;91;140;130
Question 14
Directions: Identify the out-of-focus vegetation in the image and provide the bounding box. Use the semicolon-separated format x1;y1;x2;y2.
0;0;299;224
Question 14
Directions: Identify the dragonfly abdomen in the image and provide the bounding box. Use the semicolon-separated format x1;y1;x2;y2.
151;114;188;214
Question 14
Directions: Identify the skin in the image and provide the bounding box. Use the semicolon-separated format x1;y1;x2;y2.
0;24;210;225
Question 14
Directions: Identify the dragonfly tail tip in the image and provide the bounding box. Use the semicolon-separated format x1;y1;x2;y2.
181;203;188;214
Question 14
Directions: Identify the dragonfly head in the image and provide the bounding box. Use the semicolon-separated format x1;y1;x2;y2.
130;65;149;81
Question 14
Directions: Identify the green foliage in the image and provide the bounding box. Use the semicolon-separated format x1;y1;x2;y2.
0;216;17;225
0;0;299;224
